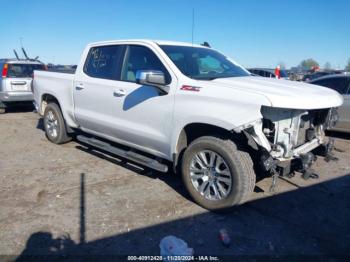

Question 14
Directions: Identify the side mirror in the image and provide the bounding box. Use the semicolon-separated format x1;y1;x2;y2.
136;70;169;93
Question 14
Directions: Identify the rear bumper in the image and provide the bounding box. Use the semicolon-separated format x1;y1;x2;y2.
0;91;34;102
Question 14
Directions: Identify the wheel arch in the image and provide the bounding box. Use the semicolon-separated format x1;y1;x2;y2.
40;93;61;115
172;122;248;173
41;93;74;133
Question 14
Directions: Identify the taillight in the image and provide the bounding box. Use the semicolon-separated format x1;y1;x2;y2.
2;63;8;78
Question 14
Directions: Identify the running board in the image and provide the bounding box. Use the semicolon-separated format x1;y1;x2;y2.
76;135;168;173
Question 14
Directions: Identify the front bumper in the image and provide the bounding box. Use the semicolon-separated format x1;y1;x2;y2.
0;91;34;102
244;108;332;161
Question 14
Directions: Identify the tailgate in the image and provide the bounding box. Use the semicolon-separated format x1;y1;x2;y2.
8;78;32;92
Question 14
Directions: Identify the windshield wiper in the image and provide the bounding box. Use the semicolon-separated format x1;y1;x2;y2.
192;75;236;81
207;76;233;80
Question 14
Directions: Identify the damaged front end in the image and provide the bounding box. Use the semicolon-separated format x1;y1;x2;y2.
242;106;338;183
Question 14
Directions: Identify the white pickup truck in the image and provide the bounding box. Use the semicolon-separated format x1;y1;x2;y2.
33;40;343;210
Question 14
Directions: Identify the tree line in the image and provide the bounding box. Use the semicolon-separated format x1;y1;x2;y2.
279;58;350;71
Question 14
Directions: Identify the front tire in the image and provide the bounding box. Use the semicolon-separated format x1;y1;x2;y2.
181;136;256;210
43;103;71;144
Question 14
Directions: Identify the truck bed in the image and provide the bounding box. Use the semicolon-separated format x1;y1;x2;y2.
33;70;77;128
46;68;76;74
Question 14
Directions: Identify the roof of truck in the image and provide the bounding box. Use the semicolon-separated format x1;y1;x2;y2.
88;39;206;48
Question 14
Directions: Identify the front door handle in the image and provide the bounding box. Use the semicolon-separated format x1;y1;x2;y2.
75;84;84;90
113;89;126;97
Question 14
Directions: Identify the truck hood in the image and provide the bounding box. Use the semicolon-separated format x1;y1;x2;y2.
208;76;343;110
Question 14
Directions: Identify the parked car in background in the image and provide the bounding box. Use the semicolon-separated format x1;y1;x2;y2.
33;39;342;210
248;68;289;80
310;75;350;132
289;70;307;81
47;64;77;73
302;70;344;82
0;59;46;113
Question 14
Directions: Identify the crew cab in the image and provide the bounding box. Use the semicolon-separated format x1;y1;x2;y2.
33;40;343;210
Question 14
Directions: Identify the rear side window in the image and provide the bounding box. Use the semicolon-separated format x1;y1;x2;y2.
7;64;45;78
313;78;349;94
84;45;124;80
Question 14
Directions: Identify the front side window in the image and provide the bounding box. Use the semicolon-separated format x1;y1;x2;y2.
84;45;124;80
121;45;171;84
160;45;249;80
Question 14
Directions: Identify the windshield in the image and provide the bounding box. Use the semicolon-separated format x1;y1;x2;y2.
7;64;45;78
160;45;250;80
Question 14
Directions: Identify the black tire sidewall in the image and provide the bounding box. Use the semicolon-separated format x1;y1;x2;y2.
182;138;246;210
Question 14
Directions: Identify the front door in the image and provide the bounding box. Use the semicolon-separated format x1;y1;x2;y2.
107;45;176;158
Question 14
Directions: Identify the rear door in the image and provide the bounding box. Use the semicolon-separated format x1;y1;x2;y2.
5;63;44;93
73;44;126;136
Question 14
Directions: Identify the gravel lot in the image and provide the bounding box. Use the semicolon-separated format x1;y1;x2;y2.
0;106;350;258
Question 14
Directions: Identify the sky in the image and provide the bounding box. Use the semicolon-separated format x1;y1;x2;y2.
0;0;349;69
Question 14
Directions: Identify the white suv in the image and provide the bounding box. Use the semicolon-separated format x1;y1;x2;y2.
0;59;45;113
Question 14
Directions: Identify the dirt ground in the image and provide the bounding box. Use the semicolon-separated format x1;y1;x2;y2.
0;105;350;259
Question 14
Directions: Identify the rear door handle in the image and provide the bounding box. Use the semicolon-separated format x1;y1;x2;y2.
113;89;126;97
75;84;84;90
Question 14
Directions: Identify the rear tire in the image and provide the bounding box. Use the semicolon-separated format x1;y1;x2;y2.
43;103;71;144
181;136;256;210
